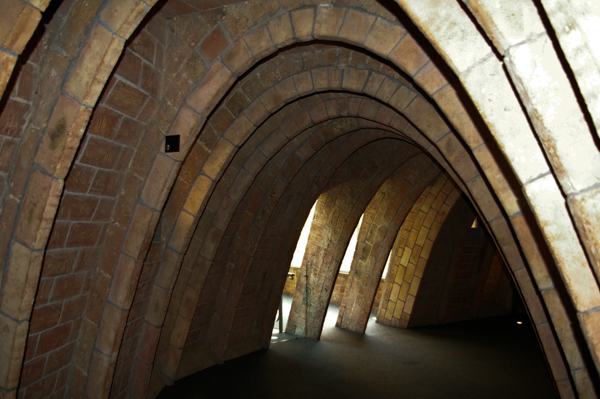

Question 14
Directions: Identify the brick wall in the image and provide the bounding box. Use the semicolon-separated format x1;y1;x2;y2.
1;1;597;398
377;174;460;328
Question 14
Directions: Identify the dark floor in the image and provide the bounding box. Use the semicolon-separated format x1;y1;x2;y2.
157;296;557;399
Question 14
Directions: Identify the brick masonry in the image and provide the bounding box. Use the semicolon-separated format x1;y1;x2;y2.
0;1;597;398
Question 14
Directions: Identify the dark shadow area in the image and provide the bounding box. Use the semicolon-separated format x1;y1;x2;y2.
158;307;556;399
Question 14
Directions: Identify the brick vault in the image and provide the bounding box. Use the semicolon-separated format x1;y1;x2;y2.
1;0;600;397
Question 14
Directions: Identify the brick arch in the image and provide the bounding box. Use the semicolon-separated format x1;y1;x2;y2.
407;193;487;327
142;92;414;364
335;162;445;334
216;139;424;343
250;149;436;341
149;15;589;389
395;4;600;394
137;60;536;384
126;79;437;392
0;0;162;396
53;19;508;399
146;17;598;395
0;1;592;398
82;66;433;398
136;57;468;344
105;82;429;394
152;136;420;384
130;14;532;340
277;146;434;339
76;18;571;395
0;0;46;98
154;129;419;388
377;173;461;328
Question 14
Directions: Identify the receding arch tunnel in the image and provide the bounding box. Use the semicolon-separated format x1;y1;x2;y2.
1;0;600;398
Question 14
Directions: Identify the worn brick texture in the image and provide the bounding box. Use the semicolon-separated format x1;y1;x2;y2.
1;1;598;398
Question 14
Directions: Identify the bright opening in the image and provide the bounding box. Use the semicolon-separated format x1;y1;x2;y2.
290;203;317;268
382;249;392;279
339;214;364;273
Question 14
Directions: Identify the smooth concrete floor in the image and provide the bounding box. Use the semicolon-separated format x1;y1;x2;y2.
157;295;557;399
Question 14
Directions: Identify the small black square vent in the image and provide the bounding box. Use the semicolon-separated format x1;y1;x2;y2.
165;135;180;153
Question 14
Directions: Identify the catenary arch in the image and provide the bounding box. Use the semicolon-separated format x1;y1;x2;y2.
125;13;600;396
376;173;462;327
140;95;424;394
134;80;564;396
333;162;451;334
151;106;428;387
28;17;589;399
24;22;568;399
142;87;446;390
0;1;598;398
118;18;596;394
284;151;441;338
139;63;580;396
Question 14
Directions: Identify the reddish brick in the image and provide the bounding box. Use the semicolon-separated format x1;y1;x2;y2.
114;147;134;172
64;164;95;193
51;273;85;301
21;355;47;389
128;124;163;179
23;370;58;398
79;136;122;169
185;0;220;10
88;170;123;196
60;296;86;323
65;222;103;248
164;0;197;15
200;26;230;62
0;99;29;137
45;342;76;375
35;322;72;356
0;137;18;173
140;63;160;98
54;369;69;397
209;107;235;134
93;198;116;222
56;194;99;221
40;249;77;278
136;97;157;123
29;303;62;334
87;106;122;140
35;279;53;306
145;14;166;44
115;49;142;85
131;30;155;64
24;333;39;363
105;80;149;118
114;117;144;147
